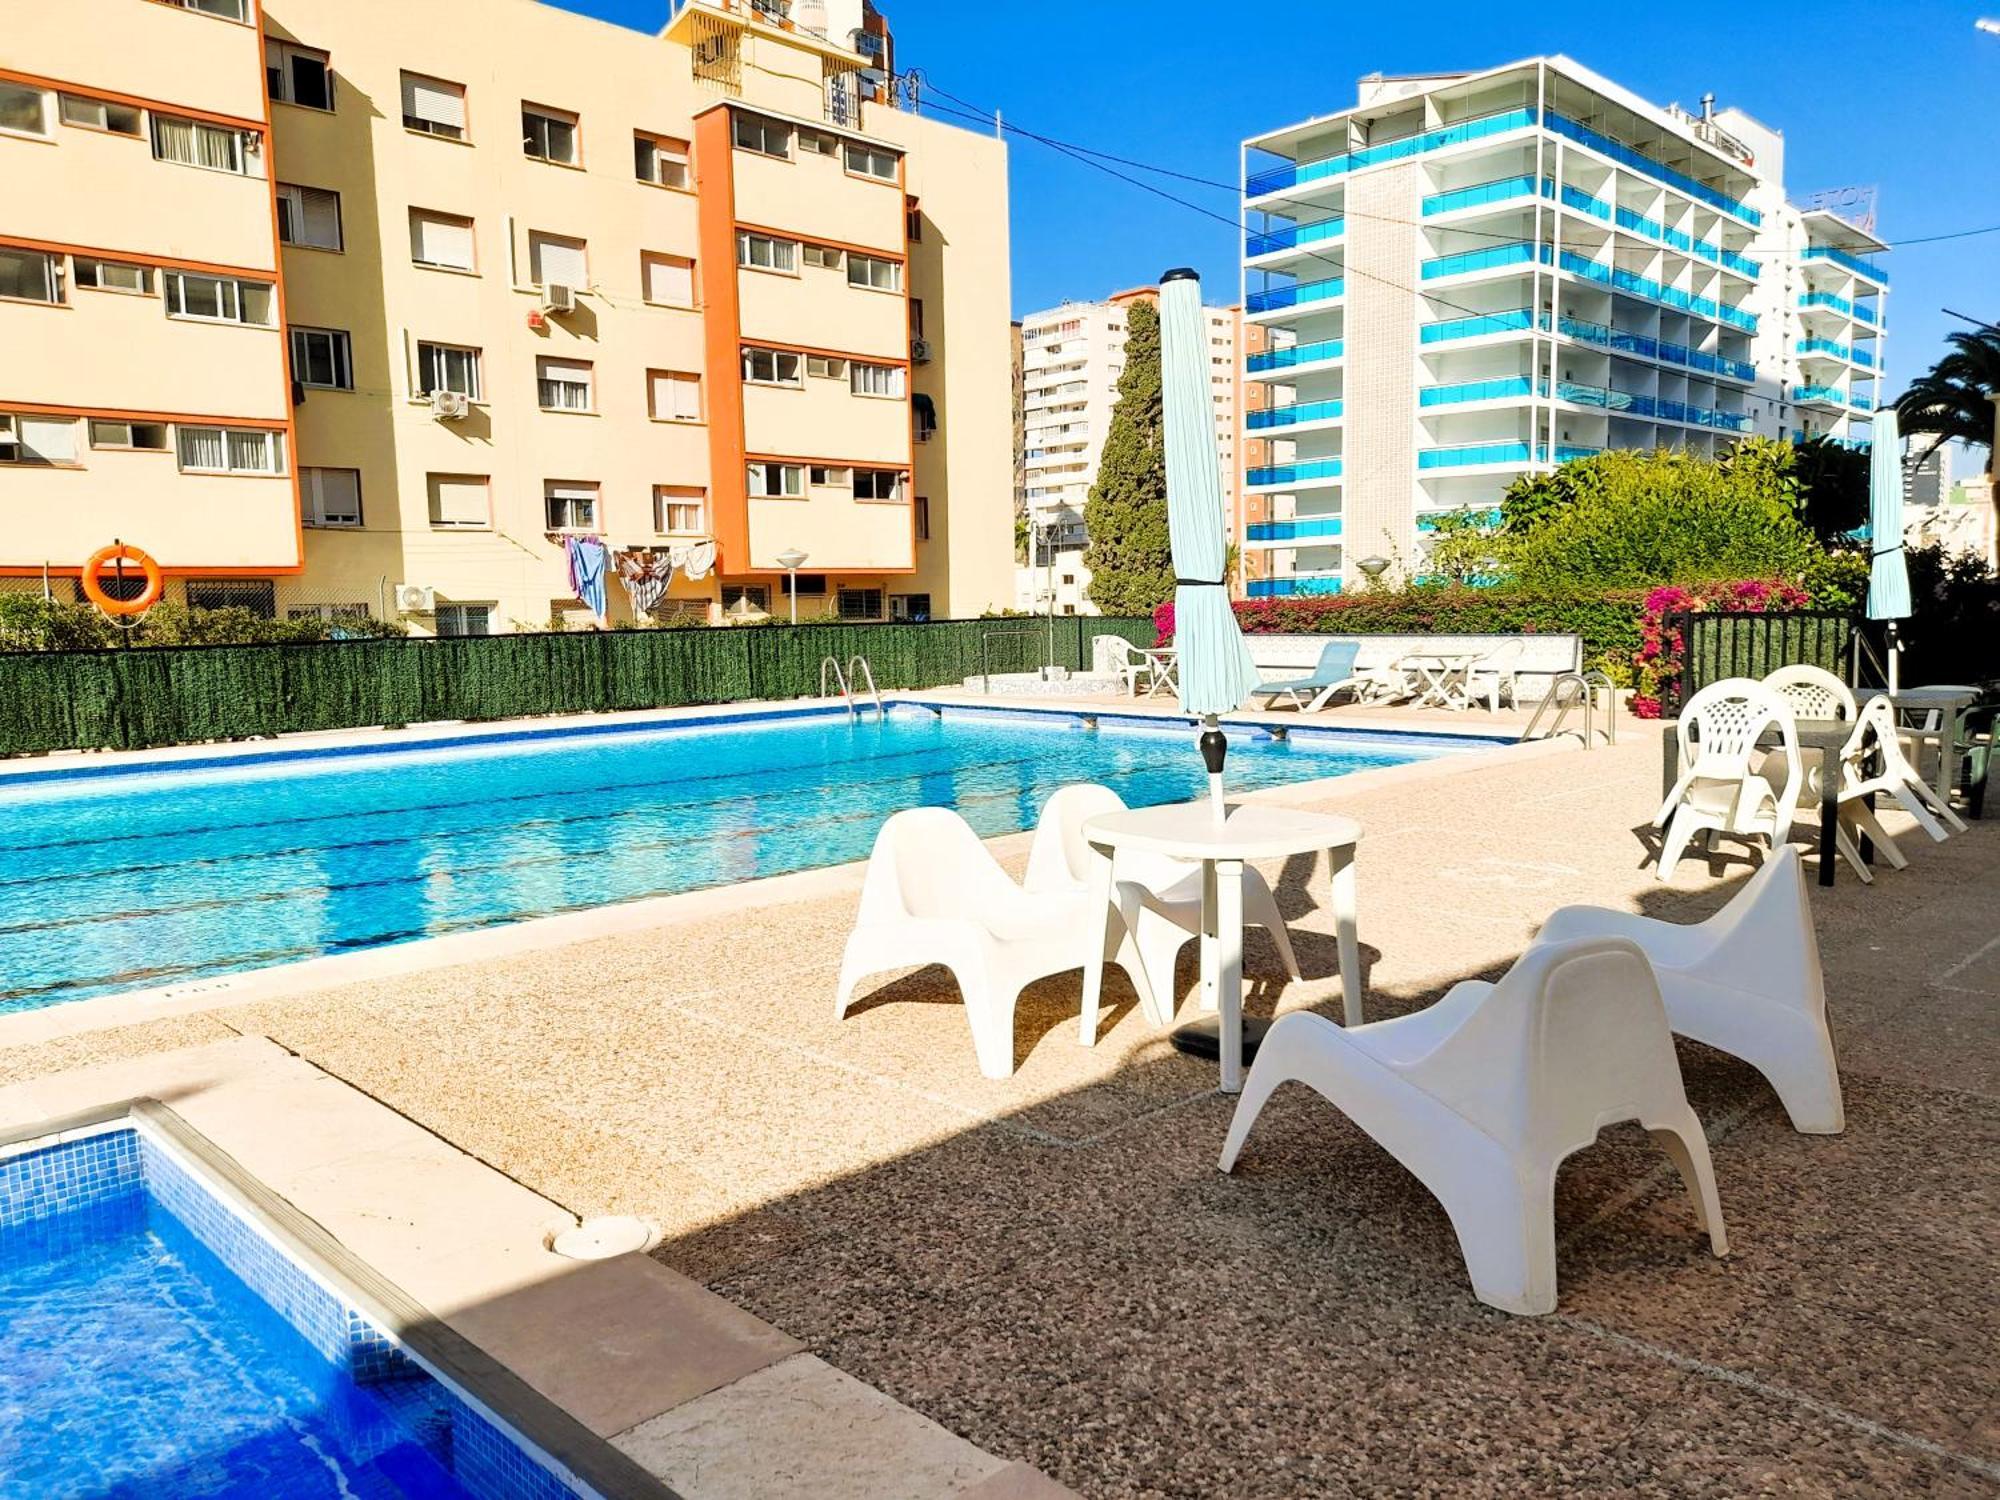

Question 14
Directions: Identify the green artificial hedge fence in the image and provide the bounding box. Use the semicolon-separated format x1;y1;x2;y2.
0;616;1156;757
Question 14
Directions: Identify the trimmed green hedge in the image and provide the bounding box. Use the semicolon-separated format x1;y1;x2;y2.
0;616;1156;756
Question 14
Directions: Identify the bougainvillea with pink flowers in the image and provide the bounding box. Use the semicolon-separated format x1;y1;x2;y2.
1626;579;1810;717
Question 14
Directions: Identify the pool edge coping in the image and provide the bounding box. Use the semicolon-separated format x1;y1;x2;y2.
0;1097;681;1500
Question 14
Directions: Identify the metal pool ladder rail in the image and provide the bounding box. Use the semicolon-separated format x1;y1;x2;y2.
821;655;885;721
1520;670;1617;748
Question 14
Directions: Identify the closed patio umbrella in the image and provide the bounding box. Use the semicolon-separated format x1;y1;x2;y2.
1160;268;1260;820
1867;408;1910;691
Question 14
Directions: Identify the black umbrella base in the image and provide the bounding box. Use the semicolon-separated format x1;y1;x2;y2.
1168;1015;1274;1065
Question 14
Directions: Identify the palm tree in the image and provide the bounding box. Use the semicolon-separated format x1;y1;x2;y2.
1898;329;2000;470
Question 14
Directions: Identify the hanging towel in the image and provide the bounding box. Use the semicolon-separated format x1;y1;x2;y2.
616;551;671;615
681;539;718;581
566;535;609;621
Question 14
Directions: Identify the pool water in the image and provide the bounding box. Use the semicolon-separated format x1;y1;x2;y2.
0;704;1488;1009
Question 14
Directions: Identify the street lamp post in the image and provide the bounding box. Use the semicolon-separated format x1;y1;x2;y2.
775;547;808;624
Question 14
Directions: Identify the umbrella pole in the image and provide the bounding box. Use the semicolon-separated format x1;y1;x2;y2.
1199;714;1227;825
1887;621;1901;694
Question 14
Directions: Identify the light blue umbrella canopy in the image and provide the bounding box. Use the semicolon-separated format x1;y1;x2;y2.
1160;269;1260;720
1867;407;1910;621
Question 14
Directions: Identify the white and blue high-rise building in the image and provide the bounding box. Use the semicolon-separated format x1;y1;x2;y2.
1238;57;1888;596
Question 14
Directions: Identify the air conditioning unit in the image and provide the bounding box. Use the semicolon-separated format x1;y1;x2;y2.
394;583;437;615
910;337;933;364
430;389;470;421
541;283;577;316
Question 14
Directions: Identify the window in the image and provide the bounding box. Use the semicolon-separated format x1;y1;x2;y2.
176;426;285;475
746;462;803;498
300;466;362;527
537;357;593;412
265;40;333;111
187;579;276;617
798;128;837;156
59;94;143;136
741;347;802;387
0;83;49;138
151;114;262;175
735;232;796;273
73;258;151;295
635;133;689;188
805;355;847;380
289;326;353;390
808;465;852;488
0;415;79;465
409;209;475;271
416;342;482;400
909;298;924;338
654;485;705;533
853;468;903;501
850;361;905;398
427;473;488;528
847;254;901;292
0;248;64;305
642;253;695;308
528;232;587;290
837;587;884;620
890;592;931;621
906;200;923;242
169;0;250;18
277;184;342;250
648;369;701;422
289;603;372;625
914;495;930;540
163;272;275;325
732;113;789;158
522;104;578;164
401;72;466;138
722;585;770;613
802;244;843;270
544;480;599;532
435;603;493;637
89;420;169;451
843;143;897;181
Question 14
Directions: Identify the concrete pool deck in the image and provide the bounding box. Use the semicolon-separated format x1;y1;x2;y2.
0;701;1994;1496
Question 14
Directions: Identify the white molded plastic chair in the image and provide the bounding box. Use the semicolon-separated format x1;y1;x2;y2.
835;808;1154;1078
1537;848;1842;1133
1026;784;1299;1034
1838;697;1966;847
1219;937;1727;1315
1655;679;1802;880
1762;663;1856;722
1466;638;1527;712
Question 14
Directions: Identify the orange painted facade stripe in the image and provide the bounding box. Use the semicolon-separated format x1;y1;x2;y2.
0;67;267;134
694;109;750;574
253;2;306;577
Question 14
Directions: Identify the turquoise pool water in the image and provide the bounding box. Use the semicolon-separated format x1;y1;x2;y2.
0;704;1493;1011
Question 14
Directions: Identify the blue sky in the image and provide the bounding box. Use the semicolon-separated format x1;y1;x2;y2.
558;0;2000;397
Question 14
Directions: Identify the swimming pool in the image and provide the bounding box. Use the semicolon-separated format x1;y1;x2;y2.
0;1118;605;1500
0;702;1497;1010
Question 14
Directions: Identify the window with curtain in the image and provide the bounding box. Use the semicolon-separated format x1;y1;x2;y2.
641;253;695;307
401;73;466;138
174;426;281;474
850;362;905;398
653;486;705;534
746;462;803;498
734;232;796;273
648;370;701;422
151;114;259;174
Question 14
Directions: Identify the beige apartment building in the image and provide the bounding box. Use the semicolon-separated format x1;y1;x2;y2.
1;0;1013;632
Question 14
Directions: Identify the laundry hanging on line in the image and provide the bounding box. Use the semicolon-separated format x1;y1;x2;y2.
614;550;676;615
565;535;610;621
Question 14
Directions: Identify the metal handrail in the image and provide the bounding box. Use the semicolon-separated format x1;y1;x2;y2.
1520;670;1617;748
820;655;855;718
847;655;884;721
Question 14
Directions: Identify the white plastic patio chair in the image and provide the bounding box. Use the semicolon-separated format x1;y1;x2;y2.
835;807;1154;1078
1655;679;1802;880
1025;784;1300;1037
1762;663;1856;722
1465;638;1526;712
1836;697;1966;847
1537;848;1842;1134
1219;936;1728;1315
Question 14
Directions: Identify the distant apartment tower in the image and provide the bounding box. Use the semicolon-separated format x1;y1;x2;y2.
1017;288;1236;614
2;0;1013;631
1903;438;1950;507
1240;57;1888;595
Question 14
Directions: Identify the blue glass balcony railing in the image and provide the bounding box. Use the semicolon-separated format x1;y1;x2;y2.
1797;337;1852;361
1793;384;1845;404
1543;111;1760;225
1421;241;1550;279
1799;291;1881;330
1422;174;1544;216
1418;442;1533;470
1246;275;1345;313
1563;184;1613;221
1245;218;1346;257
1247;575;1343;598
1851;346;1876;370
1555;315;1756;383
1246;399;1344;429
1545;185;1760;280
1246;337;1344;372
1549;380;1755;432
1851;393;1874;411
1558;251;1757;332
1420;308;1539;343
1416;507;1502;530
1247;516;1344;542
1554;444;1605;462
1246;459;1342;486
1245;105;1535;198
1419;376;1536;407
1803;245;1888;284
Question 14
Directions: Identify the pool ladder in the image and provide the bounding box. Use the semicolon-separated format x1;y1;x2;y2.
1520;670;1617;749
821;655;885;722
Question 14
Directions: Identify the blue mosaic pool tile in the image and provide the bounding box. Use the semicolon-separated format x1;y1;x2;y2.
455;1396;594;1500
0;1128;141;1228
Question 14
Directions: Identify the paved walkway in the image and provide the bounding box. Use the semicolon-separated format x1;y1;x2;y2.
2;714;1994;1497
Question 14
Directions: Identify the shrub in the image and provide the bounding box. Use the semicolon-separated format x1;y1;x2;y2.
0;594;405;652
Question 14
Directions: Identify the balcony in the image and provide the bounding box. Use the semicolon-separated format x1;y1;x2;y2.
1245;106;1535;198
1419;441;1533;470
1245;218;1345;257
1792;384;1846;407
1419;376;1536;407
1246;337;1343;373
1421;308;1539;344
1246;573;1343;598
1803;245;1888;284
1246;516;1343;543
1542;110;1760;225
1422;174;1543;216
1417;507;1503;530
1421;241;1549;280
1246;276;1344;314
1559;251;1757;332
1797;337;1853;362
1799;291;1880;329
1246;399;1343;430
1551;381;1755;433
1246;459;1342;487
1556;315;1757;383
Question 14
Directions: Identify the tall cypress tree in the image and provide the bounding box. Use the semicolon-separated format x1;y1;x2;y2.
1082;300;1175;615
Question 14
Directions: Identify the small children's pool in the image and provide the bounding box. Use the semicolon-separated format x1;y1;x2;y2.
0;702;1501;1010
0;1122;597;1500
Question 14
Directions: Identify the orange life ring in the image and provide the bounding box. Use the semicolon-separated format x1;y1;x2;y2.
80;543;164;616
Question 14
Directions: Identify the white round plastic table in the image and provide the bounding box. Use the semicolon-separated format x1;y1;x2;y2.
1080;802;1363;1093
